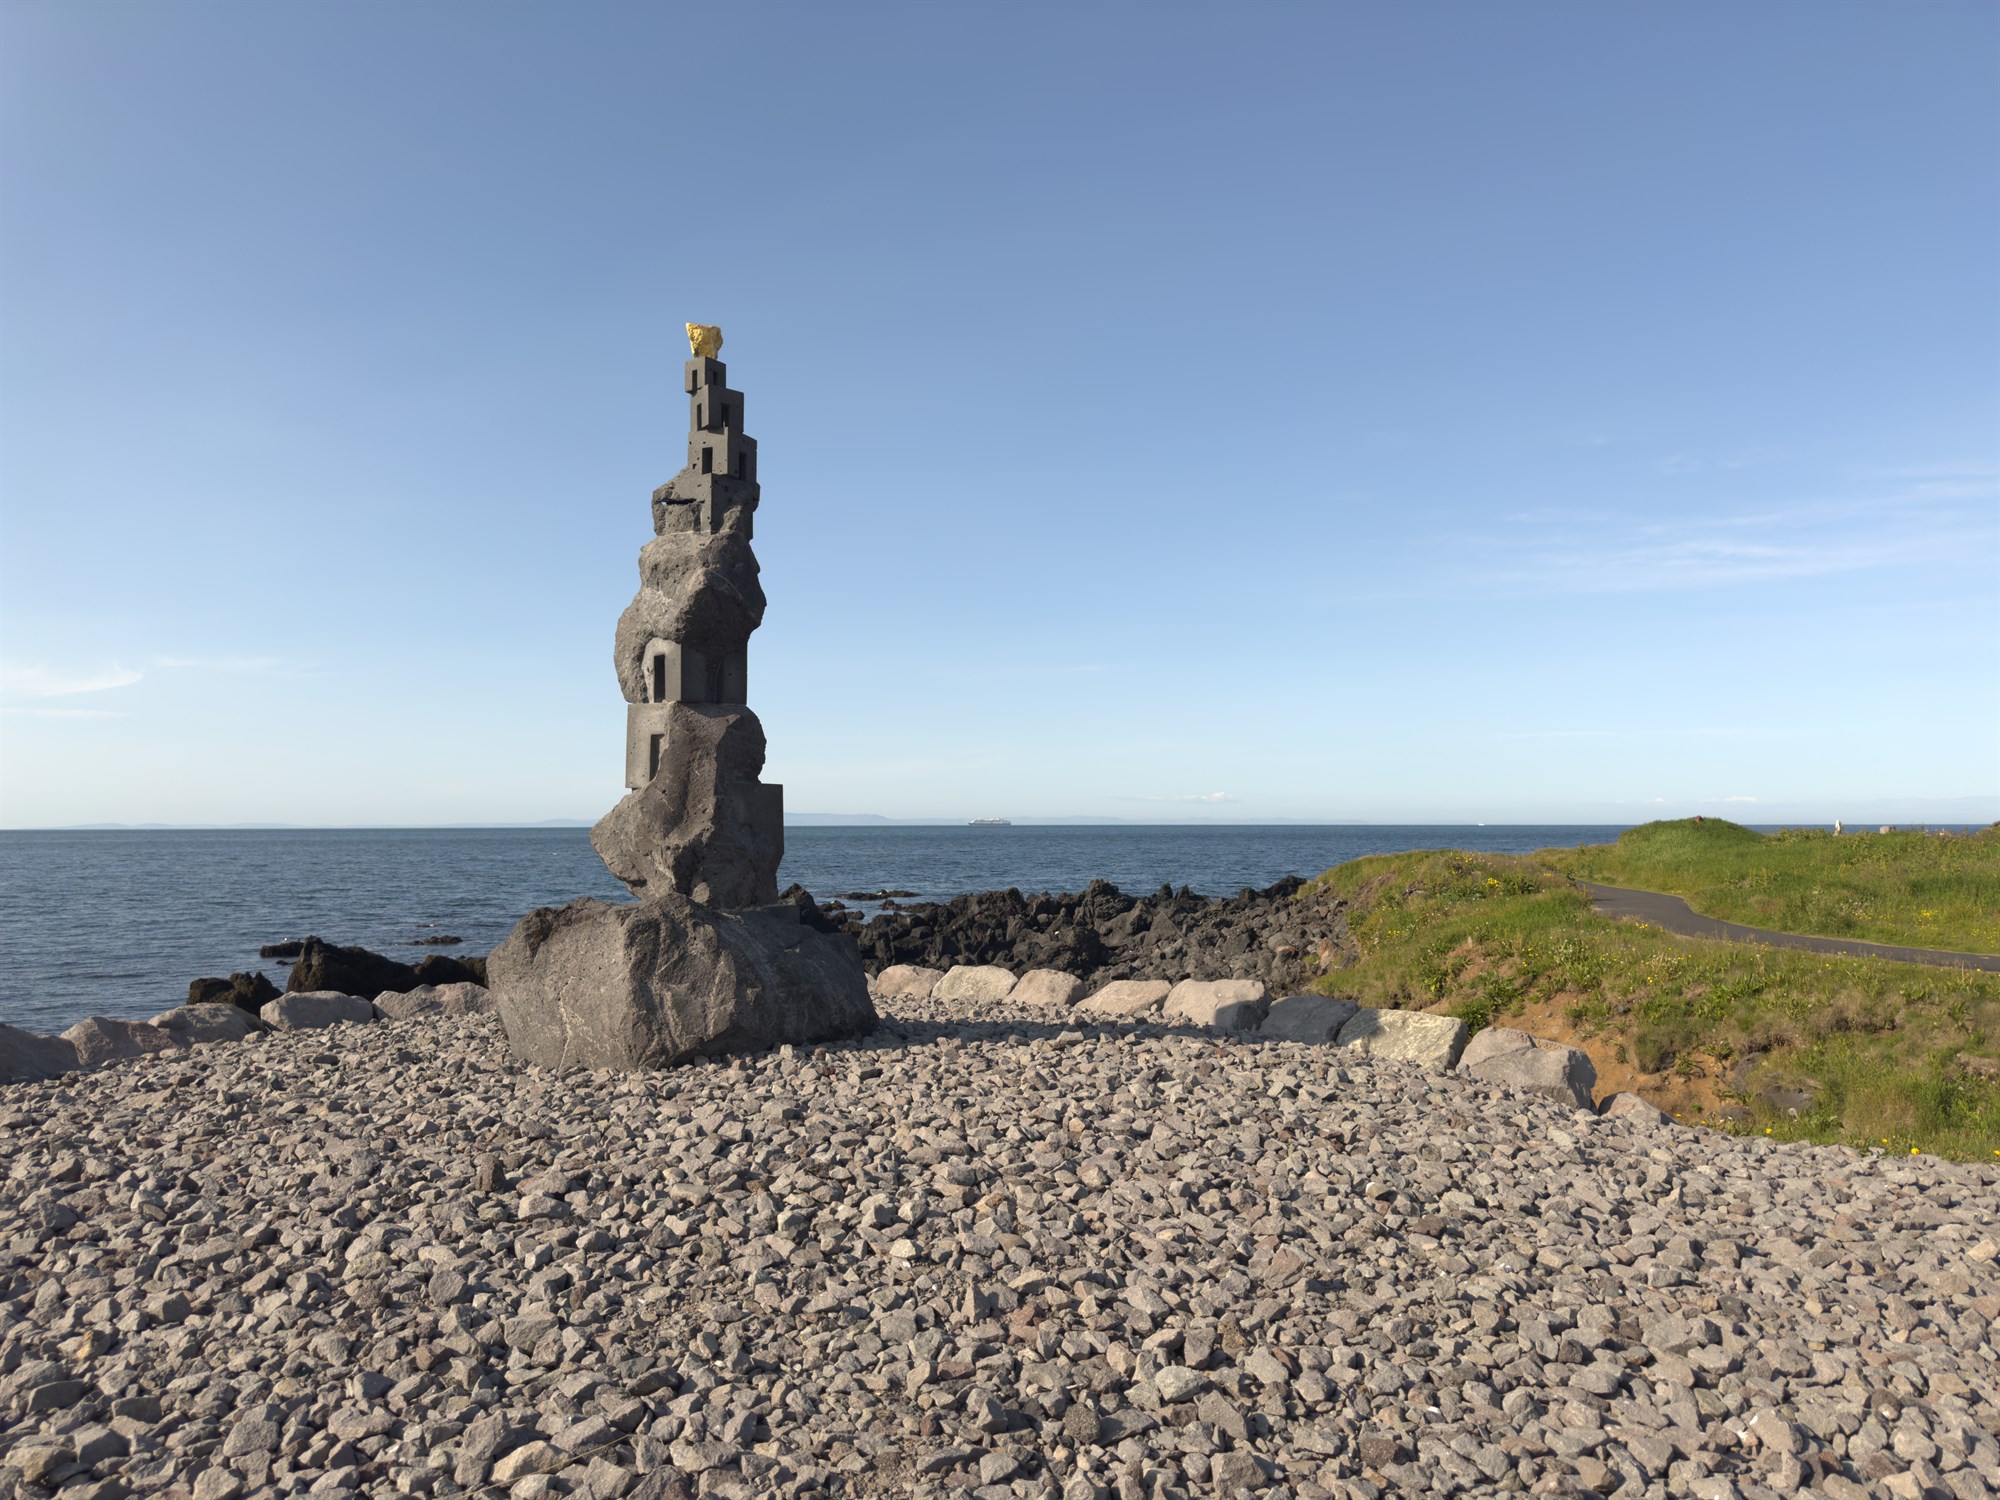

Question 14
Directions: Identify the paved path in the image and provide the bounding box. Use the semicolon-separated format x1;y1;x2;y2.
1579;881;2000;972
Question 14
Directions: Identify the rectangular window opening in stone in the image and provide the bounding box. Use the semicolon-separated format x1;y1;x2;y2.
651;654;665;703
701;446;713;474
648;733;663;779
696;402;704;427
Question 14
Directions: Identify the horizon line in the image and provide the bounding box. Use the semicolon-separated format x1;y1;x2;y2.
4;816;1994;834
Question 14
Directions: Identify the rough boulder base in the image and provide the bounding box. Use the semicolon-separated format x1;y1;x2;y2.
490;891;875;1070
1163;978;1268;1031
1258;993;1360;1043
0;1023;78;1083
1079;979;1173;1017
1458;1025;1599;1109
1009;968;1085;1008
932;965;1018;1005
1334;1006;1469;1069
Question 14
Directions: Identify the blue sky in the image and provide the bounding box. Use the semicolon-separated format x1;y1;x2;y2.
2;1;1995;828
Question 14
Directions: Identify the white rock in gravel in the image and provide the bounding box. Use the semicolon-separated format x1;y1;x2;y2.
61;1016;187;1069
1600;1091;1673;1125
933;964;1017;1003
1259;993;1359;1043
1010;969;1085;1008
1335;1006;1468;1069
0;1023;79;1083
260;992;376;1031
148;1005;257;1045
374;983;494;1020
1165;978;1268;1031
872;964;944;1000
1459;1026;1599;1109
1079;979;1172;1017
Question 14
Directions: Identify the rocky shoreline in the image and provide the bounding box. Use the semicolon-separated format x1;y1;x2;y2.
824;879;1346;1000
4;977;1999;1500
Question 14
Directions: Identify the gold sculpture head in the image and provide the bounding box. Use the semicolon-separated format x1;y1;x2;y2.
686;323;723;359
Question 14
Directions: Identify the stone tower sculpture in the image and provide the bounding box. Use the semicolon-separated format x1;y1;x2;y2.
591;323;783;908
488;326;875;1071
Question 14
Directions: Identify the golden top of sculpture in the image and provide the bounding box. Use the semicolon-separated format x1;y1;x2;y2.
686;323;723;359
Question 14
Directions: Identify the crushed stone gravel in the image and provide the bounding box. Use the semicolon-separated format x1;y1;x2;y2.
3;992;1997;1500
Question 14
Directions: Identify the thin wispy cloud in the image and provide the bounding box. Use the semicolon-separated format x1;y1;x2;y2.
1;707;128;719
0;663;143;698
154;654;282;672
1851;461;1998;482
1488;726;1785;741
1483;472;1997;596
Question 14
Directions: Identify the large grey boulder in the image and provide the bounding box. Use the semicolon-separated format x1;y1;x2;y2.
934;965;1018;1004
489;891;876;1070
373;983;495;1020
0;1025;79;1083
1164;979;1268;1031
592;703;781;909
260;993;376;1031
1457;1027;1598;1109
1011;969;1085;1008
1259;994;1360;1043
1080;980;1172;1018
149;1005;258;1045
61;1017;187;1069
1335;1008;1468;1070
871;964;943;1001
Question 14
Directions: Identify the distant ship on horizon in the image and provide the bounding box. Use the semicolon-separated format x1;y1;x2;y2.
967;817;1012;827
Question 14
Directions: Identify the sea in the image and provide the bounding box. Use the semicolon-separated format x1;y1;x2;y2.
0;824;1633;1034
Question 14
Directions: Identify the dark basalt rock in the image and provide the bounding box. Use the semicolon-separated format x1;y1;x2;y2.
832;874;1351;995
490;890;874;1070
284;937;421;998
777;884;844;934
187;971;282;1015
412;934;464;947
413;953;485;988
258;940;305;959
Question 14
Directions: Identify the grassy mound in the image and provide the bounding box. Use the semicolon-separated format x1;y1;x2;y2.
1546;817;2000;954
1302;842;2000;1161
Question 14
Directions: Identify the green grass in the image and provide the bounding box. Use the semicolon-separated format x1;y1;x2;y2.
1544;817;2000;954
1301;842;2000;1162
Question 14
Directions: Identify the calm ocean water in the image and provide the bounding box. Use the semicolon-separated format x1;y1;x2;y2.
0;824;1629;1034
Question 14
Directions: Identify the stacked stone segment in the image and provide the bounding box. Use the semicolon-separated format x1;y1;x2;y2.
597;352;783;909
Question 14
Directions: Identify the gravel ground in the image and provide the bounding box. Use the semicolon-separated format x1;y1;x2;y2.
3;995;1997;1500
